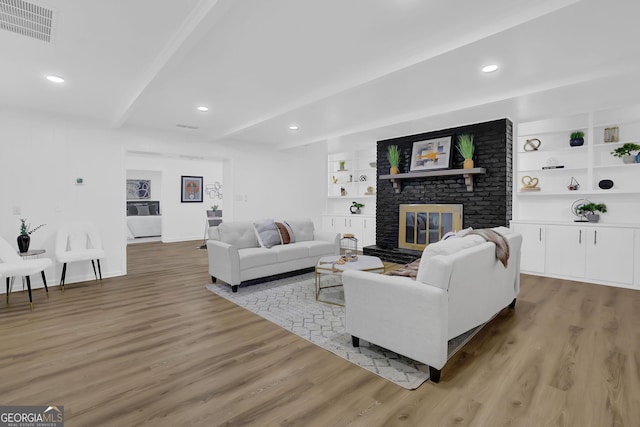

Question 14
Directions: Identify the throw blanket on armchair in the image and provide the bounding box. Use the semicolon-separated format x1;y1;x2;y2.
466;228;510;267
384;228;511;278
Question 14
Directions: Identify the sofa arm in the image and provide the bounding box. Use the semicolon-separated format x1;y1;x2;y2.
342;270;449;370
313;230;341;254
206;239;241;285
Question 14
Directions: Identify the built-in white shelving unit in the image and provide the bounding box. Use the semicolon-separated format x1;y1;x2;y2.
324;148;377;247
512;104;640;289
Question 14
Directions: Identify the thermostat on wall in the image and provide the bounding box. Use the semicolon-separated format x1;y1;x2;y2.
76;178;84;185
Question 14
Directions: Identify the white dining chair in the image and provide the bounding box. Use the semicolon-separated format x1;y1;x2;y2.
55;222;105;291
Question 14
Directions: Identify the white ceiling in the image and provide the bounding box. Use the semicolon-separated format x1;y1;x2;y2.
2;0;640;149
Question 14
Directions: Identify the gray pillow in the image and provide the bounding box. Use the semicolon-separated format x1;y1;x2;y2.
253;219;281;248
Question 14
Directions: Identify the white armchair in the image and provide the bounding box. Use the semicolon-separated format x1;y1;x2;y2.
55;222;105;290
0;237;52;310
343;227;522;383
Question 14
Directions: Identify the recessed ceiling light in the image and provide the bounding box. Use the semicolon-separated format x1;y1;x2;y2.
46;75;65;83
481;64;499;73
288;125;299;131
197;106;209;112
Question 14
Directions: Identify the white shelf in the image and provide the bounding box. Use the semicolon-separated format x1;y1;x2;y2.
517;146;587;154
516;189;640;196
592;163;640;170
518;167;587;174
328;195;376;199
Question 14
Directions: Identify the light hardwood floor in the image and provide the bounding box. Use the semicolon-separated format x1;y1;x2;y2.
1;241;639;426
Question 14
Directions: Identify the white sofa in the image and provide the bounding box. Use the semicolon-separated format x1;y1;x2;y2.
342;226;522;383
207;219;340;292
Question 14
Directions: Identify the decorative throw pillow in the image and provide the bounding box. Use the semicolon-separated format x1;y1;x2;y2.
275;222;295;244
253;219;281;248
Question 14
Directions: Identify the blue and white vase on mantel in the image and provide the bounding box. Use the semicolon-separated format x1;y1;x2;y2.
636;152;640;163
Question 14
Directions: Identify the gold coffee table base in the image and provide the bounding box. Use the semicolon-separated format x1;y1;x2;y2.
314;255;385;306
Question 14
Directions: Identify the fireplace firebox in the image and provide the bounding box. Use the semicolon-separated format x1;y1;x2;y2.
398;204;463;251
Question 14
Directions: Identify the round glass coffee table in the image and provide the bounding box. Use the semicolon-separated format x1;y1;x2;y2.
315;255;385;305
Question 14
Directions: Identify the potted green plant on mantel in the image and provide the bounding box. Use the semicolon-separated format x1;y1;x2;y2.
457;134;475;169
610;142;640;164
576;202;607;223
387;145;400;174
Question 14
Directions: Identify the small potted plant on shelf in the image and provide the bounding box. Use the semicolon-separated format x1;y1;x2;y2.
18;218;46;253
610;142;640;164
387;145;400;174
350;201;364;214
456;134;475;169
569;131;585;147
210;205;222;217
576;202;607;223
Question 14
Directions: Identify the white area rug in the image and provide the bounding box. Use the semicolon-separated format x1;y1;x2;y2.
206;272;482;389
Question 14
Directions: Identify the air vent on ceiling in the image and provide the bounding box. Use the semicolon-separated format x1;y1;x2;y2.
176;124;200;130
0;0;54;43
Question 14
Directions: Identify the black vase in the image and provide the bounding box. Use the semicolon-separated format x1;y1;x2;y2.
569;138;584;147
17;235;30;253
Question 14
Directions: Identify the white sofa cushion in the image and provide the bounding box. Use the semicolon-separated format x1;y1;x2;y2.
304;241;338;257
219;221;258;249
285;219;314;242
238;247;278;270
416;235;485;289
271;244;308;262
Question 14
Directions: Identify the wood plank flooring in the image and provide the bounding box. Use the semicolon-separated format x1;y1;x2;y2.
1;241;639;426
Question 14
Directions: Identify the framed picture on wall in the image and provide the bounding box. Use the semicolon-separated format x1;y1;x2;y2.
181;176;203;203
126;179;151;200
604;126;619;143
409;136;452;172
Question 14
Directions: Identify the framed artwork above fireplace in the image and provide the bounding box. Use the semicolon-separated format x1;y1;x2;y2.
409;136;452;172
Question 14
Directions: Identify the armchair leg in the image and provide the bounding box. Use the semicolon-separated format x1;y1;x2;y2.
429;366;441;383
231;285;238;293
41;271;49;297
97;259;103;287
26;275;33;311
351;336;360;347
509;298;516;309
211;276;217;283
5;277;9;304
91;260;98;280
60;263;67;291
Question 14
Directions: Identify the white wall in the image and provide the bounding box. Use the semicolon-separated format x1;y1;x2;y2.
0;109;328;290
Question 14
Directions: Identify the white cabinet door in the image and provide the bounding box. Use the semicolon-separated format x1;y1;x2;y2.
545;225;586;279
361;217;376;247
585;227;634;285
321;216;336;234
511;223;545;274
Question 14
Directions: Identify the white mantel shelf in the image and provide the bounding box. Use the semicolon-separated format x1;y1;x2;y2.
379;168;486;193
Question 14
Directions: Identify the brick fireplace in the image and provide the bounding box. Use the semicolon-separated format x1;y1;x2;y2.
363;118;513;264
